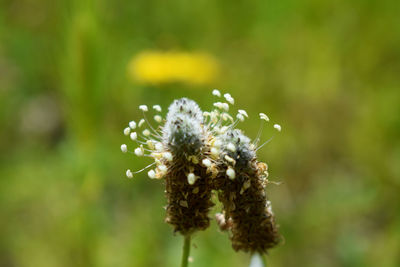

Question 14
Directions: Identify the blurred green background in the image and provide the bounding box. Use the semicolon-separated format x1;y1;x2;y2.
1;0;399;266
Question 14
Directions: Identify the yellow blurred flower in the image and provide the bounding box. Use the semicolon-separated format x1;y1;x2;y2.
127;51;219;85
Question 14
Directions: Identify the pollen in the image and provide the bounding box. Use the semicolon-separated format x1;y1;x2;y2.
154;115;162;123
129;120;137;129
273;124;282;132
226;167;236;180
130;132;137;141
126;169;133;178
139;105;148;112
212;89;221;97
153;105;162;112
134;147;144;156
121;144;128;153
143;129;151;136
148;169;156;179
259;113;270;122
123;127;131;136
138;119;145;128
187;173;196;185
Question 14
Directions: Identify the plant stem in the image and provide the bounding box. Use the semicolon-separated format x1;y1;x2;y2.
180;235;191;267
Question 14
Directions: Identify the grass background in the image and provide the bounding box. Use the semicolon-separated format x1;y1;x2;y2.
1;0;399;266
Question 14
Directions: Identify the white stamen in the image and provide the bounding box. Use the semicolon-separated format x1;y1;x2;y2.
152;105;162;112
259;113;270;122
158;165;167;174
123;127;131;136
139;105;148;112
224;155;235;163
202;158;212;167
227;143;236;152
138;119;145;127
163;152;173;161
214;139;222;148
126;169;133;178
130;132;137;141
129;120;137;129
134;147;144;156
154;115;162;123
219;126;228;134
224;93;234;105
148;169;156;179
212;89;221;97
210;147;219;158
146;140;155;150
187;173;196;185
236;113;244;122
238;109;248;118
222;103;229;111
155;142;163;151
226;167;235;179
121;144;128;153
143;129;151;136
274;124;282;132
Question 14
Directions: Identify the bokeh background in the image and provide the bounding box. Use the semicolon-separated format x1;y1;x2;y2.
1;0;399;266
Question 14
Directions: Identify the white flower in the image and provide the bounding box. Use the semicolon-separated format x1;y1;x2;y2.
155;142;163;151
143;129;151;136
238;109;248;118
202;158;212;167
158;165;167;174
187;173;196;185
212;89;221;97
148;169;156;179
153;105;162;112
154;115;162;123
130;132;137;141
222;103;229;111
226;167;235;179
224;93;234;105
163;152;173;161
227;143;236;152
121;144;128;153
139;105;148;112
123;127;131;136
236;113;244;122
126;169;133;178
134;147;144;156
138;119;145;127
273;124;281;132
259;113;270;122
129;121;137;129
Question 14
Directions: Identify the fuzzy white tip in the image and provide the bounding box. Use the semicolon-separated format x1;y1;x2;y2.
134;147;144;156
214;139;222;148
202;158;212;168
226;167;236;180
227;143;236;152
129;120;137;129
210;147;219;158
222;103;229;111
212;89;221;97
138;119;145;128
155;142;163;152
153;105;162;112
158;165;167;174
121;144;128;153
126;169;133;178
224;93;234;105
238;109;248;118
123;127;131;136
259;113;270;122
274;124;282;132
139;105;148;112
148;169;156;179
236;113;245;122
163;152;173;161
143;129;151;136
187;173;196;185
130;132;137;141
154;115;162;123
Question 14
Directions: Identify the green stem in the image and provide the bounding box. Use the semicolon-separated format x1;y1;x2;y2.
261;254;267;266
180;235;191;267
